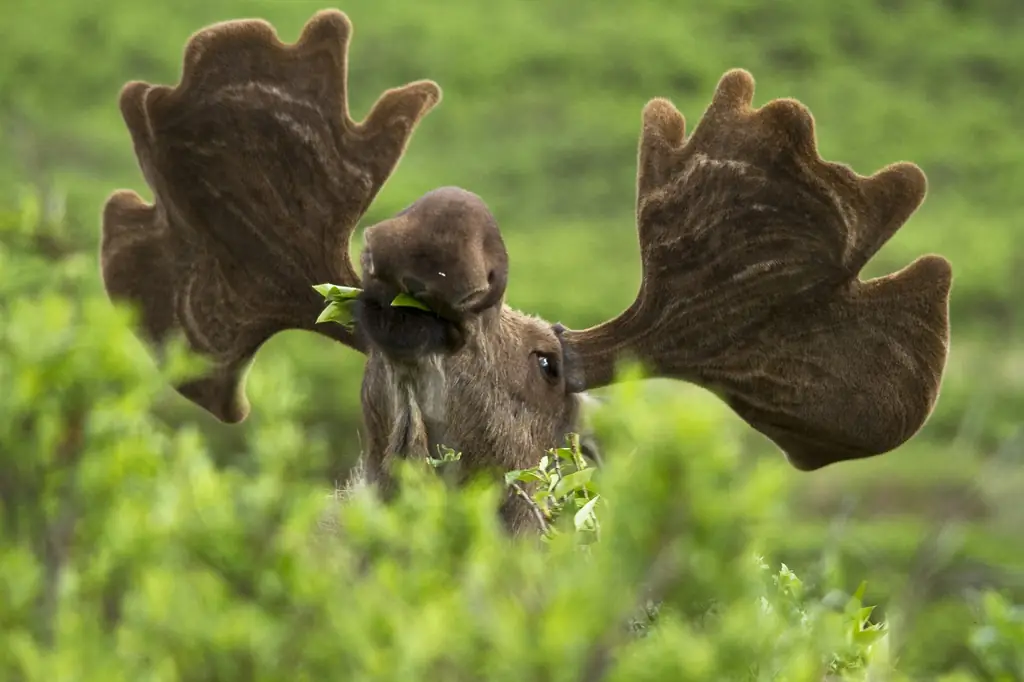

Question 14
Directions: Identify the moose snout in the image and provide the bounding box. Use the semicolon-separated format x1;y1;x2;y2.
360;247;488;320
359;186;510;317
400;274;492;315
400;275;428;296
355;242;475;361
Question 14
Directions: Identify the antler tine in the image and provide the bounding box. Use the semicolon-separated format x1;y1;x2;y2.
563;69;953;470
101;10;441;423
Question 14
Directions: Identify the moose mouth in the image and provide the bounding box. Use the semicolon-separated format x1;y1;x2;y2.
353;284;468;362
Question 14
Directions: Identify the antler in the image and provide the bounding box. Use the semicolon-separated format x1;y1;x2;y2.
563;69;952;471
100;10;441;423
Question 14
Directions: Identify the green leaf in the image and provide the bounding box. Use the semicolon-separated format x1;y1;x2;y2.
553;468;595;499
315;301;355;328
852;580;868;603
553;446;577;462
574;494;601;531
504;469;543;485
313;283;362;302
390;292;431;311
855;605;876;625
845;581;869;616
428;447;463;468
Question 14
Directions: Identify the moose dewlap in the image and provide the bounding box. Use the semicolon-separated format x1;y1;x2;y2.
99;9;952;534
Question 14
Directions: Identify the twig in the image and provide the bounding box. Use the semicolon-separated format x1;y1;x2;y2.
549;446;565;511
552;445;564;480
569;433;592;502
510;481;550;532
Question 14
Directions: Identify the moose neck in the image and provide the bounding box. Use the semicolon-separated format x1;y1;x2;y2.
359;306;503;475
378;351;449;460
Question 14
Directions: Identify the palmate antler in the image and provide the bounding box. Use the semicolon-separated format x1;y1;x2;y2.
563;70;952;470
100;10;440;422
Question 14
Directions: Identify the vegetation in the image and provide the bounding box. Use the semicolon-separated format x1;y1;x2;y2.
2;220;1021;677
1;0;1021;677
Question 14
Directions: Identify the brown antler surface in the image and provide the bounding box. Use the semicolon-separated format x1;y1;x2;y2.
100;9;441;423
564;69;952;471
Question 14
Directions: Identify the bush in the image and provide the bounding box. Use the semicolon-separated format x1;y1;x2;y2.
1;199;1021;681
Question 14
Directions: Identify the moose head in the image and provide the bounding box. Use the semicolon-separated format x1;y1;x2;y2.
100;10;953;533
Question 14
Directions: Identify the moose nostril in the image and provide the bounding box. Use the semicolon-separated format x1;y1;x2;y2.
401;276;427;295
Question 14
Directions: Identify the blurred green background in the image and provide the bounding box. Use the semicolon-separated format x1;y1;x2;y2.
1;0;1021;674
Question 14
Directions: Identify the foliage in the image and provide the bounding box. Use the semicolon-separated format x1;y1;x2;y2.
312;284;431;330
504;434;601;541
968;591;1024;680
313;284;363;329
2;196;1021;680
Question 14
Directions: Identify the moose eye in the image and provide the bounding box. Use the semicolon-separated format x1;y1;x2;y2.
534;352;560;383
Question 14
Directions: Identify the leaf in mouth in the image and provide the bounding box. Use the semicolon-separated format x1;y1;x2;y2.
313;283;362;303
315;301;356;328
390;292;432;312
311;284;433;328
312;283;362;329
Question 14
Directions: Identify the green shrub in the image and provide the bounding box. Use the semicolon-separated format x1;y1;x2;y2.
1;198;1020;680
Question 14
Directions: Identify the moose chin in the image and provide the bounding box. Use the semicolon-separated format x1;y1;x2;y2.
98;9;953;536
352;289;467;362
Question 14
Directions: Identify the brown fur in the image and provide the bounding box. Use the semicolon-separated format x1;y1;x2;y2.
359;311;583;534
100;12;953;533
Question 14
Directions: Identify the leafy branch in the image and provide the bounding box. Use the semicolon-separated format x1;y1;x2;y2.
505;434;601;543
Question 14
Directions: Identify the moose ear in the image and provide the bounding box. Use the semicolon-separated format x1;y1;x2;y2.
553;323;586;394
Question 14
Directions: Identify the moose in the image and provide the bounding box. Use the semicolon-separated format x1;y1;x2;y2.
99;9;953;534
